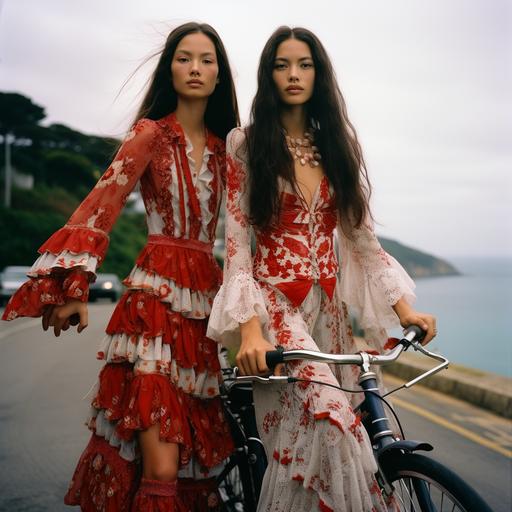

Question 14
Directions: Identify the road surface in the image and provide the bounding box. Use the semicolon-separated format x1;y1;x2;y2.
0;303;510;511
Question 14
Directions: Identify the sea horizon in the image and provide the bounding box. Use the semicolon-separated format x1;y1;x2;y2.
391;255;511;378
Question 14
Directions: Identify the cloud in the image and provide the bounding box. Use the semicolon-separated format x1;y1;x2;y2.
1;0;510;256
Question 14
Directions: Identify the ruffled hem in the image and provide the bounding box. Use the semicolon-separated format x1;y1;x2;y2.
260;410;389;512
88;409;138;461
97;335;221;397
115;373;233;468
340;253;416;330
88;365;233;469
207;271;269;344
134;242;221;293
1;272;89;320
30;250;98;276
103;291;221;373
124;266;215;318
64;434;137;511
39;224;109;263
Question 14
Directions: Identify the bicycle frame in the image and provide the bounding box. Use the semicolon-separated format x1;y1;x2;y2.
223;327;451;505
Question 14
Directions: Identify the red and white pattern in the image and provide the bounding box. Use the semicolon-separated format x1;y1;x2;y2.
208;128;413;511
3;113;233;510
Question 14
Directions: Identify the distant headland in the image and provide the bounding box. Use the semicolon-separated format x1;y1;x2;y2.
379;237;461;279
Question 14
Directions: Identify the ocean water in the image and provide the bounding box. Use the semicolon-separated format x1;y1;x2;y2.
391;257;512;378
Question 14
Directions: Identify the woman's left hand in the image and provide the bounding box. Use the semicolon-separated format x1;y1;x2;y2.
393;299;437;344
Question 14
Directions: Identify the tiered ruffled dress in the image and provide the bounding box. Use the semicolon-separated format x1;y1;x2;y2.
207;128;416;512
2;113;233;511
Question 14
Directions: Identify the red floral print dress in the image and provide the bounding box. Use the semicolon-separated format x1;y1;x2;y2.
207;128;416;512
3;113;232;511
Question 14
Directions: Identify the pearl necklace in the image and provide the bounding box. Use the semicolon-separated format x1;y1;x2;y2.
285;130;322;168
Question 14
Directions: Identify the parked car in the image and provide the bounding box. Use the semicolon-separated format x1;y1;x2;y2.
89;273;123;302
0;266;31;306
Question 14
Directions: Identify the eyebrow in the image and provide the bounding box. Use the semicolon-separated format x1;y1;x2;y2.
175;50;216;57
274;56;313;62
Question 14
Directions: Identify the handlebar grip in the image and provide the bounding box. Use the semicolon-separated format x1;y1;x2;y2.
266;348;285;369
404;324;426;342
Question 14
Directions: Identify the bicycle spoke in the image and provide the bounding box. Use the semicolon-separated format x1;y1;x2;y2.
396;478;419;512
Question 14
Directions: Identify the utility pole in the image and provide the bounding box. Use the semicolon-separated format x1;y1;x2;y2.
4;133;12;208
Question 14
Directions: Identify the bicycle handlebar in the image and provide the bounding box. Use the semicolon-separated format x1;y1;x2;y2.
228;325;449;391
264;324;426;369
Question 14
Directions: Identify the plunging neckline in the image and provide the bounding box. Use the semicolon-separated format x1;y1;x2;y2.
293;174;327;211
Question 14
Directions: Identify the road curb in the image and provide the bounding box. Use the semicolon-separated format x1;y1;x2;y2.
382;352;512;419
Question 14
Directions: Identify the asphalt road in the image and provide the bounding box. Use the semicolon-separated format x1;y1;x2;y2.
0;303;510;511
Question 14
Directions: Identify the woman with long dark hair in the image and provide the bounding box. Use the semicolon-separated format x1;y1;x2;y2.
3;22;239;511
208;26;436;511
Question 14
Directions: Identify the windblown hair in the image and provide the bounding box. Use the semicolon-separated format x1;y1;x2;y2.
134;22;239;139
245;26;371;235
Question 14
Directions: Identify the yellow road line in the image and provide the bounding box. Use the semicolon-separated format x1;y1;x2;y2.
392;396;512;459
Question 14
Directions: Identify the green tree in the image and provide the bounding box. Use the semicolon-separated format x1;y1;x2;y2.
43;150;97;192
0;92;45;136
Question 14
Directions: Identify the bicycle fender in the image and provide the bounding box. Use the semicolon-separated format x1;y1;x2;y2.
377;439;433;460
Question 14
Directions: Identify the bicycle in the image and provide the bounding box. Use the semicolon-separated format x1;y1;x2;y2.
216;326;493;512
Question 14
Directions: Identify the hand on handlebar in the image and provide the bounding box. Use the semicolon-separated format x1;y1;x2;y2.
236;335;276;376
392;298;436;345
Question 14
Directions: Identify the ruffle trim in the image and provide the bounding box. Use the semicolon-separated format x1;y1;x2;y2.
90;367;234;469
261;410;387;512
30;250;99;276
88;409;137;462
64;434;137;511
97;334;221;397
340;250;416;330
124;266;215;318
103;291;221;371
38;225;109;264
134;242;221;293
207;271;269;344
1;271;89;320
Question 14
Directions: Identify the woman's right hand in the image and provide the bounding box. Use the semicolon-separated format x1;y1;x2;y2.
236;335;276;376
42;299;89;337
237;316;275;375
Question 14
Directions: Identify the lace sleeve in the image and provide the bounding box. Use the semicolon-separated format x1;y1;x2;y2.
337;220;416;331
207;128;268;344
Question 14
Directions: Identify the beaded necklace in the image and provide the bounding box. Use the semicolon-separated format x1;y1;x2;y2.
285;130;322;168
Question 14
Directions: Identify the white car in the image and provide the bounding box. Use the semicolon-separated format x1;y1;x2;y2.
0;266;31;306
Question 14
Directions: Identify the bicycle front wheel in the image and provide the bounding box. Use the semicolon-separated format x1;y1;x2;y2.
380;452;493;512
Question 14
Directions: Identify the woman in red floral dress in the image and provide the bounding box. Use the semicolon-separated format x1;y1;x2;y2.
207;26;437;511
3;22;239;512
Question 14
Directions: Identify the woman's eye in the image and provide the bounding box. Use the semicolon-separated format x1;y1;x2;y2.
274;63;287;70
203;59;214;64
301;62;314;69
177;57;189;63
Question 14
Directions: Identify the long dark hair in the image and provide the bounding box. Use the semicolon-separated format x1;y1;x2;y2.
246;26;370;235
134;22;239;139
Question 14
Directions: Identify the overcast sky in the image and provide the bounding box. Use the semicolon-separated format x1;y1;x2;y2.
0;0;510;258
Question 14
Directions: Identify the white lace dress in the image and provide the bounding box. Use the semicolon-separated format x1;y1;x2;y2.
207;128;416;512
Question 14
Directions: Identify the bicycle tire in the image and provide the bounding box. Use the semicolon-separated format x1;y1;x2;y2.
380;452;493;512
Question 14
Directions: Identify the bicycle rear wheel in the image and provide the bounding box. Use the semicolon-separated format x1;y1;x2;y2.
380;452;493;512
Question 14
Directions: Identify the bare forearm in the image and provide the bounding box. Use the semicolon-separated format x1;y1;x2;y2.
240;315;263;342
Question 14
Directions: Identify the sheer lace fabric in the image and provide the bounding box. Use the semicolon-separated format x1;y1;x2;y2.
207;127;408;511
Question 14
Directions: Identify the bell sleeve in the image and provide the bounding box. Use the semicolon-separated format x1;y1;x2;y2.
337;219;416;334
2;118;158;320
207;128;269;345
